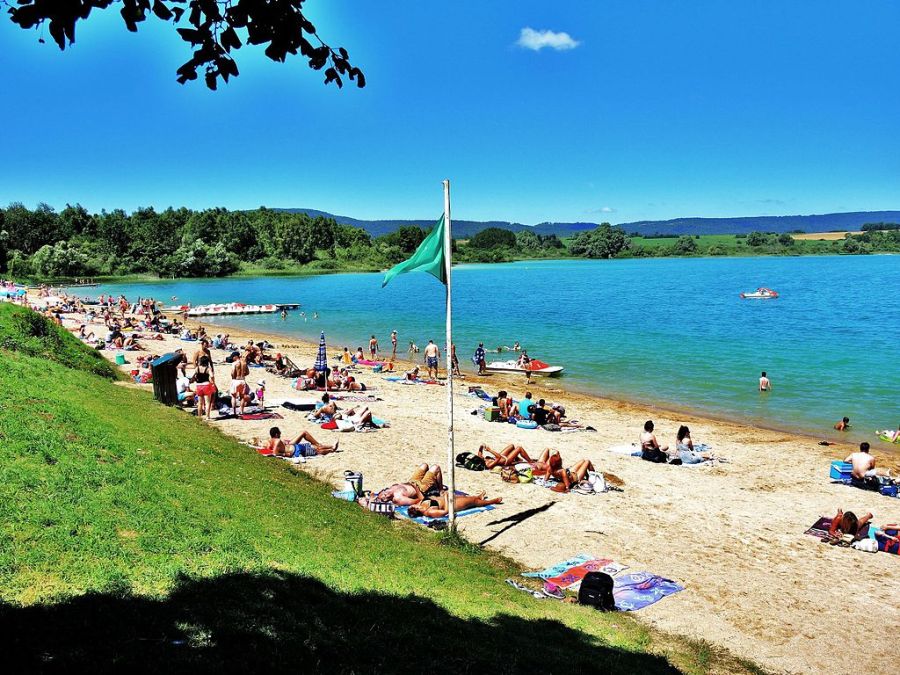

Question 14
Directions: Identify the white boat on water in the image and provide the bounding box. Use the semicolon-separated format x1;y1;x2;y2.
484;359;564;376
182;302;289;317
740;287;779;299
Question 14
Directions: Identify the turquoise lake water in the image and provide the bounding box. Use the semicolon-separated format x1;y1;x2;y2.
75;256;899;443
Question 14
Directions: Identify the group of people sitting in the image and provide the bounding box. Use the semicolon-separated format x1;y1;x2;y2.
292;366;369;391
490;390;573;427
362;463;502;518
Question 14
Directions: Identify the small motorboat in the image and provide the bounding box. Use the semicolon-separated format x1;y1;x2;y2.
740;287;779;299
484;358;564;376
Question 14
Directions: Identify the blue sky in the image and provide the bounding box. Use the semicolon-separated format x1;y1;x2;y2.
1;1;898;224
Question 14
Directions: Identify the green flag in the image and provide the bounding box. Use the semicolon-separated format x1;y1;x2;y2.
381;215;447;287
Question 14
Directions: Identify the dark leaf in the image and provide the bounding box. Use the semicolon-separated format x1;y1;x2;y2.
205;70;217;90
176;27;202;44
48;19;65;49
152;0;173;21
171;7;185;21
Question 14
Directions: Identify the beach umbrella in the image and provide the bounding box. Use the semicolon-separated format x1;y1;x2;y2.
314;331;328;392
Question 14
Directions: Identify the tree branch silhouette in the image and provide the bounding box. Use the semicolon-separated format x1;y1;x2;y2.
4;0;365;90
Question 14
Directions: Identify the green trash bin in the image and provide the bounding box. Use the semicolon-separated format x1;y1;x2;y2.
151;352;182;406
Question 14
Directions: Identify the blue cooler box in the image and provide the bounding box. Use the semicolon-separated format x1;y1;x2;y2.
829;461;853;483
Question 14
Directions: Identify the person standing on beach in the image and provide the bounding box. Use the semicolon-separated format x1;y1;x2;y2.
369;335;379;359
451;343;460;376
759;371;772;391
473;343;486;375
424;340;440;379
391;330;398;360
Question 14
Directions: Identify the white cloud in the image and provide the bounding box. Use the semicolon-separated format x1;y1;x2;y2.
516;27;580;52
586;206;617;215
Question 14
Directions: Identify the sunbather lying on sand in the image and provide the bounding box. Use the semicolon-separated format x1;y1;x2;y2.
366;464;445;505
260;426;339;459
407;491;502;519
550;459;597;493
477;443;533;468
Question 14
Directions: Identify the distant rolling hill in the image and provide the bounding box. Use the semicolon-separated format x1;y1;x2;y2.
274;208;900;238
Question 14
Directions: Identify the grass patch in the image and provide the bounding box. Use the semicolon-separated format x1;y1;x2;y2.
0;307;760;673
0;304;117;379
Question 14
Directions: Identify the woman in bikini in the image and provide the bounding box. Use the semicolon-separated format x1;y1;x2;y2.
640;420;669;463
192;355;217;419
407;491;502;519
477;443;533;469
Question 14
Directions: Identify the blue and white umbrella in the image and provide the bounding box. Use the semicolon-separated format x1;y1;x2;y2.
314;331;328;391
314;331;328;372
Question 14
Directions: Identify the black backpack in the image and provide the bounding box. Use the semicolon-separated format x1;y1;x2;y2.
455;452;486;471
578;572;616;611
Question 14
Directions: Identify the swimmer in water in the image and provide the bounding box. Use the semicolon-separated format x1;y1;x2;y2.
759;371;772;391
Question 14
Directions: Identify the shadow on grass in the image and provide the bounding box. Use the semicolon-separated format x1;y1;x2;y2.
0;571;677;673
480;502;556;546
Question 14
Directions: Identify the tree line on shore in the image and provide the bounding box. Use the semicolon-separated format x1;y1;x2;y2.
0;202;897;280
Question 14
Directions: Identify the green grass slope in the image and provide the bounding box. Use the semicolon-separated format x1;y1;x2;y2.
0;306;760;674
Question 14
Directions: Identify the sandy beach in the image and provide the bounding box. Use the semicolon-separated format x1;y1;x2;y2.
56;305;900;675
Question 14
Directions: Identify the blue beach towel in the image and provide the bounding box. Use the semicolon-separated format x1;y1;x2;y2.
612;572;684;611
394;495;497;525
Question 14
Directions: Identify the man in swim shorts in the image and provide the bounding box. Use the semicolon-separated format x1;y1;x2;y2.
368;464;444;506
424;340;440;379
263;427;339;460
759;371;771;391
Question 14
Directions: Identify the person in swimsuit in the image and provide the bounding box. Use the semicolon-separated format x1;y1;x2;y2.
311;393;338;420
192;355;217;419
640;420;669;463
424;340;440;379
492;390;514;421
230;356;250;412
368;464;444;506
845;442;877;480
407;491;502;519
261;427;338;459
550;458;597;493
759;371;772;391
834;417;851;431
369;335;379;359
476;443;533;469
675;425;715;464
390;330;398;360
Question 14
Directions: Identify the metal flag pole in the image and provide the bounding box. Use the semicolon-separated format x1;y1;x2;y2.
442;179;456;530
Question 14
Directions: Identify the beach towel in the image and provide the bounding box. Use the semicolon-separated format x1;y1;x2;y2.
608;444;642;457
394;503;496;526
239;412;283;421
326;394;382;402
522;555;628;588
612;572;684;611
805;516;878;542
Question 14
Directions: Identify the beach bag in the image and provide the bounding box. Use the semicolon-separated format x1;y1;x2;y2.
851;538;878;553
343;471;364;499
578;572;616;611
455;452;486;472
515;464;533;484
501;466;519;483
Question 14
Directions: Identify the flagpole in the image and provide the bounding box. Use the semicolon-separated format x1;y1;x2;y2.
442;179;456;531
